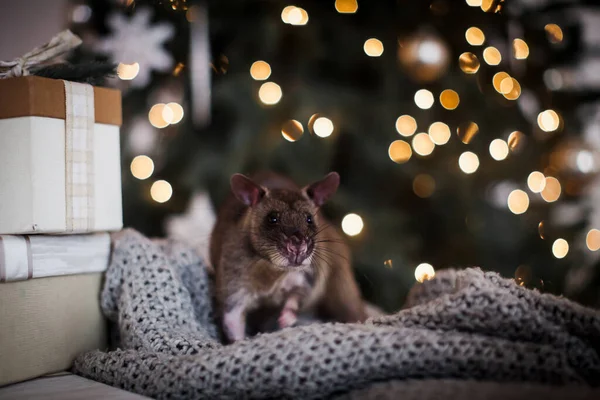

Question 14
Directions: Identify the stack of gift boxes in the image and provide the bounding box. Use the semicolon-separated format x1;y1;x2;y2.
0;75;123;386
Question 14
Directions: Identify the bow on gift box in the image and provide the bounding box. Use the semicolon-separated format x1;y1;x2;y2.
0;30;82;79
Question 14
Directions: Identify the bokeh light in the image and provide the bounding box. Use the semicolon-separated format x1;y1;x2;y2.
342;213;364;236
459;52;480;74
465;27;485;46
335;0;358;13
507;189;529;214
537;110;560;132
250;61;271;80
428;122;451;145
130;155;154;180
459;151;479;174
281;5;295;23
503;78;521;100
165;102;184;124
527;171;546;193
287;7;308;25
545;24;563;43
388;140;412;164
489;139;509;161
414;89;434;109
364;38;384;57
483;46;502;65
538;221;546;239
148;103;170;128
117;62;140;80
466;0;482;6
313;117;334;138
258;82;283;105
396;115;417;137
513;39;529;59
150;180;173;203
508;131;525;152
413;174;436;198
457;121;479;144
281;120;304;142
586;229;600;251
412;132;435;156
552;238;569;259
541;176;561;202
492;72;510;93
415;263;435;283
440;89;460;110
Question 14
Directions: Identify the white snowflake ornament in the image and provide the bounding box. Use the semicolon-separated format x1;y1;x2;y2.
97;7;174;88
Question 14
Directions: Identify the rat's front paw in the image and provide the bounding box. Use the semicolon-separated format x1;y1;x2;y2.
278;308;298;329
223;311;246;342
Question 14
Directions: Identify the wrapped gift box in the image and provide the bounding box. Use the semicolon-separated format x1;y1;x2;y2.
0;76;123;235
0;233;110;282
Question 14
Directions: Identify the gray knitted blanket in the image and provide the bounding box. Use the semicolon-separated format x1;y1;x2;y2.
72;229;600;399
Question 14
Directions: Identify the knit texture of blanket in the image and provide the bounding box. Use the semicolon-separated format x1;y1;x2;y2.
72;229;600;399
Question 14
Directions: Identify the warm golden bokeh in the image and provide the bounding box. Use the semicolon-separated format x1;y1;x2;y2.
586;229;600;251
428;122;451;145
342;213;364;236
281;120;304;142
465;27;485;46
483;46;502;65
364;38;384;57
388;140;412;164
313;117;334;138
250;61;271;80
513;39;529;59
165;102;184;124
412;133;435;156
541;176;561;202
415;263;435;283
499;77;514;94
552;238;569;259
459;52;480;74
413;174;436;198
492;72;510;93
150;180;173;203
466;0;482;6
396;115;418;137
545;24;563;43
489;139;509;161
258;82;283;105
527;171;546;193
130;155;154;180
335;0;358;13
507;189;529;215
117;62;140;80
503;78;521;100
537;110;560;132
281;6;295;23
457;121;479;144
148;103;170;128
459;151;479;174
508;131;525;152
538;221;546;239
440;89;460;110
414;89;434;109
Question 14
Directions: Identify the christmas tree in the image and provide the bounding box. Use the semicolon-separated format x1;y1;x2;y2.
68;0;600;312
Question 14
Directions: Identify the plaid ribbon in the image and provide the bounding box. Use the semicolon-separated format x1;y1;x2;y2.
64;81;95;232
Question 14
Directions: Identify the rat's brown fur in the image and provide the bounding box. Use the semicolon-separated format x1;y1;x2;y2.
210;171;367;342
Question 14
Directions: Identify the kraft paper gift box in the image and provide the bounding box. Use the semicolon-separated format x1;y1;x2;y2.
0;75;123;235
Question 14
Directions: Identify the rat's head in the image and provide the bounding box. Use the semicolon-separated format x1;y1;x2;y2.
230;172;340;268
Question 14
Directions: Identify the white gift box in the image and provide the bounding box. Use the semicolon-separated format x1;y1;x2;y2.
0;76;123;234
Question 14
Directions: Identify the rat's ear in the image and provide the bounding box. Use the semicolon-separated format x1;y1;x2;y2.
230;174;265;206
304;172;340;207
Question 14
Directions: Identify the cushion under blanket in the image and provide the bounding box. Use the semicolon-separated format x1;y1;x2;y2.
72;228;600;399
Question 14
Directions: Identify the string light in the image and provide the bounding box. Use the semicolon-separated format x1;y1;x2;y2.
513;39;529;59
412;133;435;156
388;140;412;164
465;27;485;46
459;151;479;174
364;38;384;57
413;174;436;198
507;189;529;214
457;121;479;144
258;82;282;105
483;46;502;65
117;62;140;80
527;171;546;193
281;120;304;142
428;122;450;145
459;52;480;74
552;238;569;259
545;24;563;43
396;115;417;137
537;110;560;132
150;180;173;203
414;263;435;283
250;61;271;80
313;117;334;137
335;0;358;13
440;89;460;110
586;229;600;251
541;177;561;202
342;213;364;236
489;139;509;161
130;155;154;180
414;89;434;109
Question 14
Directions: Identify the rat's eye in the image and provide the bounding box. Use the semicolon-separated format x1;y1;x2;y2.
267;212;279;224
306;215;313;224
